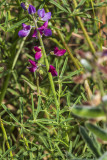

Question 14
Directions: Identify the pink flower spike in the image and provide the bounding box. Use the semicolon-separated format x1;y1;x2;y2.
34;46;41;52
35;52;42;60
54;47;66;56
48;65;57;77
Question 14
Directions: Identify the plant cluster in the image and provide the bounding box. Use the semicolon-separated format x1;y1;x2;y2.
0;0;107;160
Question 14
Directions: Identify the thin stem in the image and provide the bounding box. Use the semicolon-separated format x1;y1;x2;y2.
45;6;92;99
72;0;96;56
0;118;13;159
32;17;59;121
0;37;26;106
45;6;81;70
0;38;26;159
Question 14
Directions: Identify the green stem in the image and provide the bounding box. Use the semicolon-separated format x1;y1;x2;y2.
56;29;81;70
0;118;13;159
0;38;26;159
45;6;81;71
72;0;96;56
0;37;26;106
33;17;59;120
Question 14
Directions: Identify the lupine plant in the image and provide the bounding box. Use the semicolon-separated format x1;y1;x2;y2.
0;0;107;159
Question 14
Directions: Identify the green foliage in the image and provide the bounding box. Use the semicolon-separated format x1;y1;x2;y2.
0;0;107;159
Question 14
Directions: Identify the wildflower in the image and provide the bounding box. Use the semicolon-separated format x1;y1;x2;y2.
38;8;51;21
102;49;107;57
28;5;36;14
21;2;26;10
27;60;37;72
32;21;52;38
34;46;42;60
32;29;37;38
48;65;57;76
54;47;66;56
18;23;31;37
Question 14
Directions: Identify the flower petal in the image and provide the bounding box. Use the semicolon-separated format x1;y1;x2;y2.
27;66;37;72
21;3;26;10
102;49;107;57
54;47;59;54
22;23;31;30
35;52;42;60
28;5;36;14
48;65;57;76
38;8;45;18
32;29;38;38
18;29;30;37
29;59;37;67
34;46;41;52
43;21;48;28
28;59;37;72
44;28;52;36
41;12;51;21
54;47;66;56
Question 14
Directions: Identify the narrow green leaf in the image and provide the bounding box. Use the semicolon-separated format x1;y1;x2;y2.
71;105;105;119
60;57;68;77
76;0;87;9
21;75;37;90
86;122;107;141
1;104;19;124
7;18;28;32
34;96;41;119
0;146;16;160
79;126;101;158
55;144;65;160
49;0;69;13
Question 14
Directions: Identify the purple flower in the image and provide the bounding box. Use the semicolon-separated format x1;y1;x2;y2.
28;5;36;14
18;23;31;37
54;47;66;56
48;65;58;77
27;60;37;72
38;8;51;21
102;49;107;57
38;21;52;36
21;3;26;10
32;29;37;38
34;46;42;60
32;21;52;38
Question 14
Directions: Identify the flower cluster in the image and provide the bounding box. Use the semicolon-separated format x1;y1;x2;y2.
19;3;66;77
19;4;51;38
27;46;66;76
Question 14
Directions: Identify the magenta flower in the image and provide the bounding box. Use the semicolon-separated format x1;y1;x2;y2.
54;47;66;56
28;5;36;14
35;52;42;60
18;23;31;37
21;3;26;10
38;8;51;21
27;60;37;72
32;29;37;38
34;46;41;52
48;65;58;77
32;21;52;38
34;46;42;60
